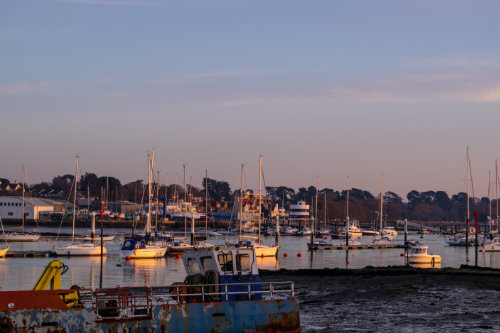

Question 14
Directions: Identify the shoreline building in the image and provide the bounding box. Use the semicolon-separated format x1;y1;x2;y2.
289;201;310;227
0;196;64;221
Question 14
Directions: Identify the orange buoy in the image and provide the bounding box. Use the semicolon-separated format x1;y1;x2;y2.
297;253;302;257
400;253;405;257
347;261;350;265
284;253;288;257
176;254;181;259
46;239;50;242
479;249;483;253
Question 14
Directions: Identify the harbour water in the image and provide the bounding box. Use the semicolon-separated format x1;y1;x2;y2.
1;229;499;291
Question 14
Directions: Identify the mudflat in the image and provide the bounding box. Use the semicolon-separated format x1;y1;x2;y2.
261;266;500;332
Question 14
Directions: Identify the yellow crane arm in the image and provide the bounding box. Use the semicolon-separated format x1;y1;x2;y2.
33;260;65;290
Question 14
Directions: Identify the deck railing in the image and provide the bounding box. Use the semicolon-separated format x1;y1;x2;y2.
75;281;294;320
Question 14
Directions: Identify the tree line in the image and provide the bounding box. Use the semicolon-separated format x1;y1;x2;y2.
0;175;497;222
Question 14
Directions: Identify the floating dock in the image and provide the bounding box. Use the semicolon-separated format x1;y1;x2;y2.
309;244;405;250
5;251;57;258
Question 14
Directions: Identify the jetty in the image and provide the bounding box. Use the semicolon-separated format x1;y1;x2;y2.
5;250;57;258
308;244;405;250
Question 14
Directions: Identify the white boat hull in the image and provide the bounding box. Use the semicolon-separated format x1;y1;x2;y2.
120;246;167;259
409;254;441;265
254;245;279;257
54;243;107;256
484;242;500;252
0;233;40;242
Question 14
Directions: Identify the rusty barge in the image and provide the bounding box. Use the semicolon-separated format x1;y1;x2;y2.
0;247;300;332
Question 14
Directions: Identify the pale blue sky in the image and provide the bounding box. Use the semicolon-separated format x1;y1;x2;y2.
1;0;500;198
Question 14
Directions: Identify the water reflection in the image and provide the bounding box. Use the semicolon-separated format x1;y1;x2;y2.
256;256;279;270
410;262;442;269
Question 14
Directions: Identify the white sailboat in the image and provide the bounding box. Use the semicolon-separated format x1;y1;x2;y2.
0;164;40;242
0;217;9;257
379;174;398;238
54;155;107;256
120;150;167;259
253;155;278;257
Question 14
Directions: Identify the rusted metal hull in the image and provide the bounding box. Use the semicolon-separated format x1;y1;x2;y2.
0;298;300;332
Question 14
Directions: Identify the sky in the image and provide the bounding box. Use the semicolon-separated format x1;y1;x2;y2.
1;0;500;199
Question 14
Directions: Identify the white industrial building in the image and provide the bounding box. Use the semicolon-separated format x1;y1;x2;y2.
289;201;310;224
0;196;65;221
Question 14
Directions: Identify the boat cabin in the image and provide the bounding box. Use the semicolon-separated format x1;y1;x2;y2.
121;239;146;251
182;246;261;301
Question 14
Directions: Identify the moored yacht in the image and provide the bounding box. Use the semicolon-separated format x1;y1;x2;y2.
381;226;398;237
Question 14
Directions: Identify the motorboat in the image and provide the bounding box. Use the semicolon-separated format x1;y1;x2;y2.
381;226;398;238
280;226;298;235
408;245;441;267
307;240;334;250
340;238;361;246
362;229;380;236
484;236;500;252
54;243;106;256
372;236;393;245
120;239;167;259
296;227;312;236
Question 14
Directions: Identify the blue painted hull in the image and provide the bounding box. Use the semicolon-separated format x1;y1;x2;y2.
0;298;300;332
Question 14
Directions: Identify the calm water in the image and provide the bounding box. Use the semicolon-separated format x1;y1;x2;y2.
1;229;499;291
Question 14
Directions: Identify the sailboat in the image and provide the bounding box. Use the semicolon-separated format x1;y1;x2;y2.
0;164;40;242
447;147;475;246
0;217;9;257
54;155;107;256
379;174;397;238
120;150;168;259
245;155;279;257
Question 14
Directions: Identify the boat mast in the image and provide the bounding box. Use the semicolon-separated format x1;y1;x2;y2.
205;169;208;238
258;155;262;244
496;160;498;224
72;155;79;243
380;173;383;231
466;146;470;245
22;163;25;233
183;164;187;240
146;150;154;239
315;176;318;225
346;176;350;222
324;191;326;227
488;170;492;232
240;164;244;237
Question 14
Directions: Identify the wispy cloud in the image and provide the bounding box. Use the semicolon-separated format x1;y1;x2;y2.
55;0;155;6
0;82;53;96
0;83;29;96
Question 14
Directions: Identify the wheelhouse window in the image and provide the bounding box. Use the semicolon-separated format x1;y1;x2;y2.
217;253;233;272
201;256;217;272
187;258;201;275
236;254;250;272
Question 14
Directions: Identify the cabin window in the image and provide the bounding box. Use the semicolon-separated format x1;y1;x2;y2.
217;253;233;272
8;212;13;216
201;256;217;272
236;254;250;272
187;258;201;275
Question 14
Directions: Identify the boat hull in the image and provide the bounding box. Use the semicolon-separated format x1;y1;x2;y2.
409;254;441;265
120;247;167;259
254;245;279;257
54;244;107;256
484;242;500;252
0;295;300;332
0;234;40;242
